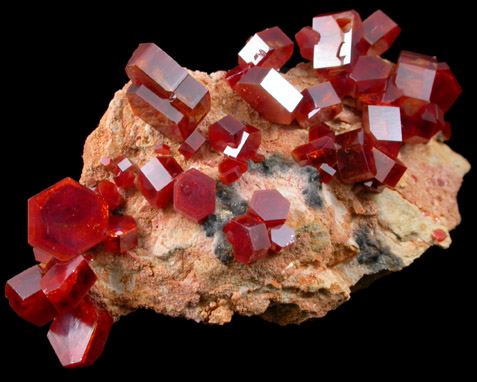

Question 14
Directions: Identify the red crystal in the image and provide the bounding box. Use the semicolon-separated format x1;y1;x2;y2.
402;103;445;144
127;83;195;142
218;157;248;185
171;74;211;124
295;82;342;128
335;128;376;184
312;10;364;72
40;255;97;314
5;265;57;326
47;295;114;368
309;122;333;142
430;62;462;113
318;163;337;184
223;124;263;162
208;115;246;152
248;189;290;228
269;224;296;253
106;156;136;189
362;105;402;157
94;180;123;210
126;42;188;99
432;229;447;242
136;156;183;208
173;169;216;223
295;26;320;62
223;214;271;264
238;26;294;70
225;63;253;89
104;215;138;253
362;10;401;56
292;134;336;168
179;129;207;159
33;247;53;264
235;67;303;125
28;177;109;261
154;143;171;156
364;147;407;191
349;55;392;98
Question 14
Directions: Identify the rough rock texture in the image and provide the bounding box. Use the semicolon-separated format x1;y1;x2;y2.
80;62;470;326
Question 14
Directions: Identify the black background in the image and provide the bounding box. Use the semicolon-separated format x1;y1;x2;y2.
3;1;474;377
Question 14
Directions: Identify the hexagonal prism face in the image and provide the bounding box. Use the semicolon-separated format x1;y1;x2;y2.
28;177;109;261
248;189;290;228
173;169;216;223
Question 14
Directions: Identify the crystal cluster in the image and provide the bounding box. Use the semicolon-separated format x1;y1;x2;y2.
126;43;211;142
223;189;295;264
225;9;461;191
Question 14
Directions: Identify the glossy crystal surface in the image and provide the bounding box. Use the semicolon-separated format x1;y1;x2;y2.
173;169;216;223
292;134;336;168
47;295;114;368
104;215;138;253
5;265;57;326
223;124;262;162
349;55;392;98
218;157;248;185
295;26;320;61
269;224;296;253
248;189;290;228
28;178;109;261
40;255;97;314
362;10;400;56
94;180;123;210
208;115;245;152
179;129;207;159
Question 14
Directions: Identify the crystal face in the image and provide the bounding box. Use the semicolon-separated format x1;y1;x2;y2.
218;157;248;185
295;26;320;61
104;215;138;253
248;189;290;228
223;124;263;162
362;10;401;56
208;115;245;152
349;55;392;98
47;295;114;368
292;134;337;168
270;224;296;253
238;26;294;70
136;156;183;208
94;180;123;210
179;129;207;159
173;169;216;223
235;67;303;125
5;265;58;326
223;214;271;264
28;177;109;261
40;255;97;314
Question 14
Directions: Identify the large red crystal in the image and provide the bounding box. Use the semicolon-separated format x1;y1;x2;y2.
136;156;183;208
295;82;342;128
173;169;216;223
362;10;401;56
104;215;138;253
171;74;211;125
238;26;294;70
223;214;271;264
40;255;97;314
5;265;57;326
364;147;407;192
430;62;462;113
208;115;246;152
28;177;109;261
362;105;402;157
47;295;113;368
248;189;290;228
235;67;303;125
349;55;392;98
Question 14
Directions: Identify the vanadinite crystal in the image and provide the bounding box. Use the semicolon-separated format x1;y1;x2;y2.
95;180;123;210
218;157;248;185
269;224;296;253
208;115;245;152
40;255;97;314
235;67;303;125
292;134;337;168
248;189;290;228
125;43;210;141
5;265;57;326
104;215;138;253
106;156;137;189
295;26;320;62
28;177;109;261
223;214;271;264
33;247;53;264
47;295;114;368
362;10;401;56
295;82;342;128
238;26;294;70
223;124;264;163
179;129;207;159
348;55;392;98
136;156;183;208
173;169;216;223
364;147;407;191
154;143;171;156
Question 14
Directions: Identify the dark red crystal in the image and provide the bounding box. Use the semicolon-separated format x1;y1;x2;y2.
154;143;171;156
94;180;123;210
209;115;245;152
223;124;263;162
104;215;138;253
248;189;290;228
218;157;248;185
292;134;336;168
179;129;207;159
295;26;320;62
349;55;392;98
362;10;400;56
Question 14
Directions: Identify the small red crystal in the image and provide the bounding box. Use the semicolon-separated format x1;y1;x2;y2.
33;247;53;264
218;157;248;185
225;64;253;88
295;82;342;128
94;180;123;210
349;55;392;98
402;103;445;144
208;115;246;152
173;169;216;223
248;189;290;228
5;265;58;326
154;143;171;156
136;156;183;208
432;229;447;242
235;67;303;125
223;124;263;162
171;74;211;124
40;255;97;314
223;214;271;264
126;42;188;99
179;129;207;159
28;177;109;261
430;62;462;113
362;10;401;56
295;26;320;62
107;156;137;189
318;163;337;184
364;147;407;191
269;224;296;253
335;128;376;184
104;215;138;253
309;122;333;142
238;26;294;70
47;295;114;368
292;134;336;168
